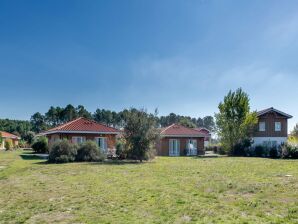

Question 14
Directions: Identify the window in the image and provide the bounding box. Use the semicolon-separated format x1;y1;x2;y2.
72;136;85;144
96;137;108;152
275;122;281;132
259;122;265;132
169;139;180;156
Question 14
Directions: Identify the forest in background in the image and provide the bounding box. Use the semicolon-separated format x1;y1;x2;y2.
0;104;215;139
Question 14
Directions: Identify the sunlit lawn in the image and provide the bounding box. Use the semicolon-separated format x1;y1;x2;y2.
0;150;297;223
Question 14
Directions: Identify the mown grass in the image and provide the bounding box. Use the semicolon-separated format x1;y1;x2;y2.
0;150;297;224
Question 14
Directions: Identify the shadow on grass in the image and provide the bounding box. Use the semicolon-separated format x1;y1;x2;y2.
33;159;152;166
19;154;45;160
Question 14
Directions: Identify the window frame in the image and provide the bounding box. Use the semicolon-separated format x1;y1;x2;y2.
95;137;108;152
259;122;266;132
72;136;86;144
275;122;281;132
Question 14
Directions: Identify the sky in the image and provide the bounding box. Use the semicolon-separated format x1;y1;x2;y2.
0;0;298;130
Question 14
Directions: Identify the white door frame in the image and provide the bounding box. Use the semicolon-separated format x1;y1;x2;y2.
169;139;180;156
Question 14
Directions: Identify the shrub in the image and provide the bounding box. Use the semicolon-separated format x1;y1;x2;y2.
269;146;280;158
207;145;225;155
5;139;13;151
19;140;28;148
230;139;252;156
116;140;126;160
32;136;49;153
48;140;78;163
281;143;298;159
76;141;105;162
255;145;265;157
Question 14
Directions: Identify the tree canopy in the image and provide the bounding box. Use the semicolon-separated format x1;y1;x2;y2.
0;104;215;140
215;88;258;154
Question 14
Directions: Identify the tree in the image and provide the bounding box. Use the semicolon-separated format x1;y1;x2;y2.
0;132;2;146
30;112;47;133
23;131;35;145
179;117;196;128
291;124;298;137
76;105;92;119
62;104;77;122
215;88;258;154
124;108;159;162
202;116;215;131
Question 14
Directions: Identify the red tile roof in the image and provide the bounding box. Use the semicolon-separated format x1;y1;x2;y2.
43;117;119;134
160;124;206;137
0;131;20;139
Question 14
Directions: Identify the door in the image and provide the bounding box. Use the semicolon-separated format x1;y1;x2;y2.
187;139;197;155
169;139;180;156
96;137;108;153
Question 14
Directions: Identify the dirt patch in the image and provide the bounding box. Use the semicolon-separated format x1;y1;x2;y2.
25;212;75;224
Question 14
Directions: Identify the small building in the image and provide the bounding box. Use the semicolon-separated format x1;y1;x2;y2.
252;107;293;147
41;117;120;153
193;127;211;147
0;131;20;149
156;124;206;156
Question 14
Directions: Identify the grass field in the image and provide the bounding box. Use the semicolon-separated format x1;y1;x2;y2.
0;150;297;224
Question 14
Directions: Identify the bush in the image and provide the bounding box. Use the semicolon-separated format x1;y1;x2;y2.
269;146;280;158
19;140;28;148
76;141;105;162
32;136;49;153
5;139;13;151
255;145;266;157
230;139;252;156
207;145;225;155
48;140;78;163
281;143;298;159
116;140;126;160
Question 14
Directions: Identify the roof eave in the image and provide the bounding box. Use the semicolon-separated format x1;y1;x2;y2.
41;130;120;135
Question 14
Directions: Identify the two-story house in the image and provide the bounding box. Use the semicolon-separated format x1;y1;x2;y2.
252;107;292;147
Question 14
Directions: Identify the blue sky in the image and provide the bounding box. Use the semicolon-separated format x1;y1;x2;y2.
0;0;298;130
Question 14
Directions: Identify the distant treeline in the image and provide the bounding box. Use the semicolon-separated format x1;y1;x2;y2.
0;104;215;138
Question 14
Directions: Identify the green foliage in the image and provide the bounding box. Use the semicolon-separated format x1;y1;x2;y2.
291;124;298;137
0;119;32;139
116;139;126;159
23;131;35;145
215;88;258;154
4;139;13;151
76;141;105;162
254;145;266;157
0;132;2;145
48;140;78;163
178;118;196;128
18;140;28;148
231;139;252;156
31;136;49;153
124;108;159;162
281;143;298;159
30;112;48;133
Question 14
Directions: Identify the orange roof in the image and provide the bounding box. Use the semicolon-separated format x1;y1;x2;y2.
43;117;119;134
0;131;20;139
160;124;206;137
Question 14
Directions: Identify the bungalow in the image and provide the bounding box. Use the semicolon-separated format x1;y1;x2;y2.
252;107;293;147
41;117;120;153
193;127;211;147
0;131;20;149
156;124;206;156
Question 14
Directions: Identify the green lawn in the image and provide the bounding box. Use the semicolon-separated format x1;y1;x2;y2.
0;150;297;224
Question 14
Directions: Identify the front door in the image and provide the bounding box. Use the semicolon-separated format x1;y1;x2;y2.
169;139;180;156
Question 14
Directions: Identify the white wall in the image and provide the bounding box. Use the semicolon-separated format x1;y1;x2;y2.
252;137;287;147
